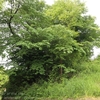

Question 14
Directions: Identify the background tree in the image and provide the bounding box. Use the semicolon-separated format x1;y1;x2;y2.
46;0;100;58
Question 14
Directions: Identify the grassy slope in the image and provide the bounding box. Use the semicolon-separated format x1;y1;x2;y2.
17;56;100;100
2;56;100;100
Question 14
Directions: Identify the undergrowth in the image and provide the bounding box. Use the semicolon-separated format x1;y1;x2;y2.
3;56;100;100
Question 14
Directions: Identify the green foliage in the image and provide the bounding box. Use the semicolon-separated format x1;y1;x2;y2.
46;0;86;27
46;0;100;58
0;0;100;98
0;66;8;97
0;0;3;9
7;57;100;100
10;76;100;99
0;67;8;87
8;24;86;84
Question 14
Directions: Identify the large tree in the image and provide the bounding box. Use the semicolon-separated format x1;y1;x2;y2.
0;0;100;93
46;0;100;56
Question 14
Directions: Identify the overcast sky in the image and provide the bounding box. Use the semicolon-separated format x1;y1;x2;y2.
85;0;100;26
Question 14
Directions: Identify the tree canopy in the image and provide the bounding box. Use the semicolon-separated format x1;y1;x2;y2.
0;0;100;94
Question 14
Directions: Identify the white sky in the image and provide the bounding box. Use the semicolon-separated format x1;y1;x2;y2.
85;0;100;26
44;0;54;5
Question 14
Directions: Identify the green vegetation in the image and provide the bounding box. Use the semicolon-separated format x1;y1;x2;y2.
1;57;100;100
9;57;100;100
0;67;8;99
0;0;100;100
0;0;3;9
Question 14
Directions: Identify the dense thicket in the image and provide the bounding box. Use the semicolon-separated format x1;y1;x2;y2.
0;0;100;95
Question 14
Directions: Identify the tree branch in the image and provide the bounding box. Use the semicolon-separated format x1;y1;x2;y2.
7;3;20;35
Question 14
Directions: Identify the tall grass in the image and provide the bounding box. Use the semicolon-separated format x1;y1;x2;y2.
15;57;100;99
21;77;100;100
